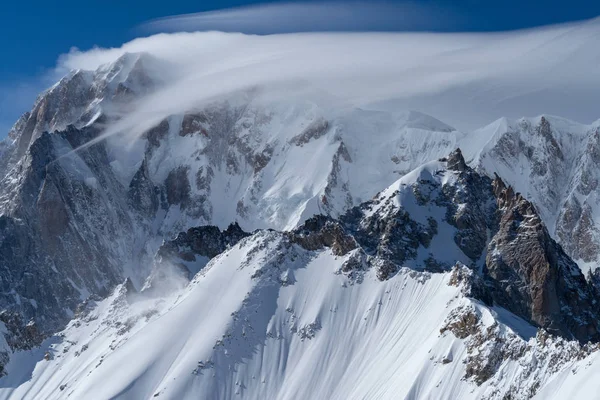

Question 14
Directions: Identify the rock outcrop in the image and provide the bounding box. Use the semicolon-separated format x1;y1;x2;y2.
281;148;600;342
142;223;250;295
485;175;600;342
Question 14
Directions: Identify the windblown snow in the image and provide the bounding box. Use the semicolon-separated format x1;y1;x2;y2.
0;232;586;400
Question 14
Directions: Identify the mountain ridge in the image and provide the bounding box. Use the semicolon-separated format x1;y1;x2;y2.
1;52;600;399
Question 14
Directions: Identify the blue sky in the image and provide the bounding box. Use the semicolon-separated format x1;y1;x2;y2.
1;0;600;135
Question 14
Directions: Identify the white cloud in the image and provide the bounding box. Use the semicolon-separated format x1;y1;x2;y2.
55;14;600;152
138;1;466;35
5;3;600;145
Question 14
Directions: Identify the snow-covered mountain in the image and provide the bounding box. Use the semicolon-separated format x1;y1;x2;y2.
2;25;600;399
1;243;594;400
466;115;600;272
0;55;463;337
1;150;599;400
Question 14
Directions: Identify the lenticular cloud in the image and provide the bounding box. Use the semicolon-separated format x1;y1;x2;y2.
58;16;600;143
138;1;465;34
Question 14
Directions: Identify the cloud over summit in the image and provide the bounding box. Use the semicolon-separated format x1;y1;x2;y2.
55;14;600;145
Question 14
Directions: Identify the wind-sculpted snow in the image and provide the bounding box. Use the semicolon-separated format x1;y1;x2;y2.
0;141;599;398
0;233;597;400
56;18;600;133
0;53;464;358
0;57;463;326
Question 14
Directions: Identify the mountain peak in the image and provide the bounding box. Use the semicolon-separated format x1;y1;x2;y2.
446;147;467;172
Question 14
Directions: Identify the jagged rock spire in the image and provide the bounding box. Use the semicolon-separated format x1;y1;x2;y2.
446;148;468;172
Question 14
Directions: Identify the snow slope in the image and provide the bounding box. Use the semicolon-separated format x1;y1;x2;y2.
534;351;600;399
1;230;594;400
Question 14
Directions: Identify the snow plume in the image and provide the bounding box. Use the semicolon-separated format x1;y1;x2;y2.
55;16;600;151
140;259;192;298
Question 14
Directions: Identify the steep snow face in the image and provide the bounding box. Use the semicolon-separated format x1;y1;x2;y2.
2;22;600;400
1;232;596;400
467;115;600;271
4;46;600;275
0;53;461;337
0;234;481;400
137;101;460;234
2;53;462;236
534;349;600;399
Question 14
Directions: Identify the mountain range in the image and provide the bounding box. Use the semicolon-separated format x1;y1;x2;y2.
1;33;600;399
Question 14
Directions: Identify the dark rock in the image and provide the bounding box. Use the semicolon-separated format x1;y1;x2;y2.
440;307;480;339
289;118;329;146
372;258;400;281
289;215;358;256
165;166;191;208
446;148;468;172
449;264;493;306
159;222;249;263
146;222;251;291
145;119;170;153
536;116;564;161
180;113;208;137
0;311;44;351
128;158;159;218
195;166;214;191
485;176;600;342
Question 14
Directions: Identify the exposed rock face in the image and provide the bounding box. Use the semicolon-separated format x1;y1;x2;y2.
8;53;159;160
2;48;600;374
486;175;600;342
4;100;599;360
0;311;44;376
439;302;600;393
0;125;136;335
0;54;167;337
321;141;353;215
0;312;44;352
180;113;209;137
165;166;191;208
142;223;251;295
289;215;357;256
348;207;438;266
128;158;159;218
144;119;170;154
122;104;461;234
157;222;249;266
446;147;468;172
280;149;600;342
473;116;600;269
440;149;498;261
448;264;493;305
326;148;494;271
289;118;330;146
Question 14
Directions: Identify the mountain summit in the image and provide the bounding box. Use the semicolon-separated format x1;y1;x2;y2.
2;32;600;400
